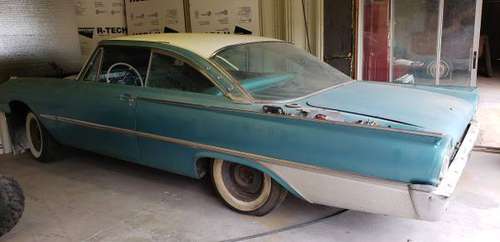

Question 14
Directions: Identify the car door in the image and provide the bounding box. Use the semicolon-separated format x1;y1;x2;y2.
56;45;150;162
132;49;234;177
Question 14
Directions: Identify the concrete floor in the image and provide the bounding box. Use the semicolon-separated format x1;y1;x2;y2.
477;73;500;147
0;151;499;242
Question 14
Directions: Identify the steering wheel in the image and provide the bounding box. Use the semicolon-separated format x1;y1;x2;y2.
106;62;144;86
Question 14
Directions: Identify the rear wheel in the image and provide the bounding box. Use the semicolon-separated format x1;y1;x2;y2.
0;176;25;237
211;159;287;216
25;112;59;162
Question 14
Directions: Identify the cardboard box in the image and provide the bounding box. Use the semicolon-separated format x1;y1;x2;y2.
189;0;260;35
125;0;186;35
75;0;127;62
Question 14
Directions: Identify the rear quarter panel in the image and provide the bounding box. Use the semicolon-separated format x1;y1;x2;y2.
133;89;450;186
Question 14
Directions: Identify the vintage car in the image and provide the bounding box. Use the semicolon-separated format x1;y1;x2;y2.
0;175;25;237
0;34;479;221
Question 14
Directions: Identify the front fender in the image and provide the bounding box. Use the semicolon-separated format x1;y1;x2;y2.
193;151;304;198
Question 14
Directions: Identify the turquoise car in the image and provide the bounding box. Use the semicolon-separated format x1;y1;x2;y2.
0;34;479;220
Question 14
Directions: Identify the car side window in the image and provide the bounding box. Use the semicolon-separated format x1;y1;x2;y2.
82;48;102;81
97;46;150;87
147;52;219;95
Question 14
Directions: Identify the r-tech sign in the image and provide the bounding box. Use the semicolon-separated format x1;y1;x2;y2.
78;27;128;39
96;27;128;35
74;0;127;61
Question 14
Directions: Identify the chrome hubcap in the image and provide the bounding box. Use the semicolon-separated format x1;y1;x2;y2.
221;162;265;201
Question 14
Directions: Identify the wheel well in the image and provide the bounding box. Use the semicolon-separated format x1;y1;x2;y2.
5;101;32;152
194;155;302;198
8;101;31;131
195;157;212;178
9;101;31;121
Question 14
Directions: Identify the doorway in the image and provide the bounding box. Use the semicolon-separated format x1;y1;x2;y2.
482;0;500;75
476;0;500;148
323;0;354;76
357;0;483;87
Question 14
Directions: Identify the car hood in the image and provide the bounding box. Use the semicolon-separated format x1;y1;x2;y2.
305;81;475;143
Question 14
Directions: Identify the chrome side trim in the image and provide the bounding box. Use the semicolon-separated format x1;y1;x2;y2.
39;114;411;186
41;113;467;220
135;96;443;138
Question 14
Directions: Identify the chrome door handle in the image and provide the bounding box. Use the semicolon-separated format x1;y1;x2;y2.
119;93;135;106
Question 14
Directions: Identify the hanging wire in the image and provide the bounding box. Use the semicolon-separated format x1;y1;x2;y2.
301;0;313;54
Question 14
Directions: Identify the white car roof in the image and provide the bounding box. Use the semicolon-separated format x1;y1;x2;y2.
110;33;283;59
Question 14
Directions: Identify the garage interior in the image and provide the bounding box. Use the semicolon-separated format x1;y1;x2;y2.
0;0;499;241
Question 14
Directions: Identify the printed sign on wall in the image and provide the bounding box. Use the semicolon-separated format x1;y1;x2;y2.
125;0;186;35
74;0;127;62
189;0;260;35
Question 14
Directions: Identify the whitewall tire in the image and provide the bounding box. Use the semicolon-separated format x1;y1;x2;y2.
211;159;287;216
26;113;43;159
25;112;58;162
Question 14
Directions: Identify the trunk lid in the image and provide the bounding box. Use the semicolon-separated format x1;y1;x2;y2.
305;81;476;144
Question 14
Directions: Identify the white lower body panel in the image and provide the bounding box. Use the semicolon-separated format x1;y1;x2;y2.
263;120;479;221
264;162;419;219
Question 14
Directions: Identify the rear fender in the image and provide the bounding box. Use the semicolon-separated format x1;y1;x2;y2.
193;151;304;198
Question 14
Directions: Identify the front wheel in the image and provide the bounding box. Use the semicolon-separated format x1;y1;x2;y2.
25;112;59;162
211;159;287;216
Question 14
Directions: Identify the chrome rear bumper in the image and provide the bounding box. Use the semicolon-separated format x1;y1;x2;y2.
409;120;479;221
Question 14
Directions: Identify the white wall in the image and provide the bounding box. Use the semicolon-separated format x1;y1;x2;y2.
0;0;82;82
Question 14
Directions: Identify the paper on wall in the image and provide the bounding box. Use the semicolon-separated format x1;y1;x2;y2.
74;0;127;62
125;0;186;35
189;0;260;35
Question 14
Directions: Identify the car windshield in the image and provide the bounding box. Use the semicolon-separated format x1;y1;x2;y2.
211;42;352;101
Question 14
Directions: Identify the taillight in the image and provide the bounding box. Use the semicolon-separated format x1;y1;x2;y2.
314;114;328;121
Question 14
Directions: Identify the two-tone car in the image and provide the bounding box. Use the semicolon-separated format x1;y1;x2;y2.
0;33;479;220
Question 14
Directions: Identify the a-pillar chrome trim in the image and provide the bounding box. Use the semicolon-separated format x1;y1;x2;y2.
134;96;443;138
